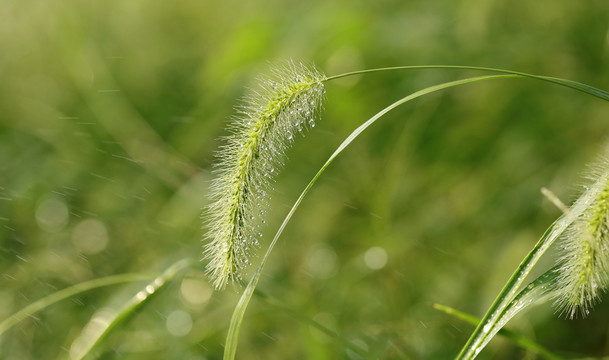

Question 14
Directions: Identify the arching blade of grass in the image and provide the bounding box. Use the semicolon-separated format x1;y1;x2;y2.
436;267;560;359
0;273;151;336
69;258;193;360
432;301;564;360
223;65;609;360
326;65;609;102
472;267;558;354
223;74;519;360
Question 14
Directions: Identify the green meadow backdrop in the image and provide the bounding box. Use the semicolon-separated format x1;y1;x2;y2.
2;0;609;358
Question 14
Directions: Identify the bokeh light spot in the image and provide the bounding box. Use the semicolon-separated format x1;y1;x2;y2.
304;245;338;278
166;310;192;337
180;278;212;306
35;197;69;232
72;218;109;254
364;246;388;270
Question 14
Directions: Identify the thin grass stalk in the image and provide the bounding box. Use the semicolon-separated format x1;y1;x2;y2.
432;303;564;360
457;175;609;359
212;63;609;359
0;273;150;336
326;65;609;102
223;75;518;360
69;258;192;360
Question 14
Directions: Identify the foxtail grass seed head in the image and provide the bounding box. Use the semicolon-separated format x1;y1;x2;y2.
203;61;326;290
554;159;609;319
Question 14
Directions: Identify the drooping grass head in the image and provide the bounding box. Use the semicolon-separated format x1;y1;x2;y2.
203;61;326;290
553;158;609;318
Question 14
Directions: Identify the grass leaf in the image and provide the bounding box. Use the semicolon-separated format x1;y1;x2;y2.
457;172;609;359
69;258;192;360
432;301;565;360
223;74;518;360
327;65;609;102
0;273;150;336
472;267;558;356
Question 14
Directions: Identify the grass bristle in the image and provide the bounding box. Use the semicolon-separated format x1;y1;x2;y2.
203;61;326;290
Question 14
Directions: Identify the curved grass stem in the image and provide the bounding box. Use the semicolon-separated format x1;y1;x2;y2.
221;64;609;360
432;302;565;360
0;273;151;336
326;65;609;102
223;74;518;360
69;258;193;360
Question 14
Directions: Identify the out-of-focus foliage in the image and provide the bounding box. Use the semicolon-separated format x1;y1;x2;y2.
1;0;609;358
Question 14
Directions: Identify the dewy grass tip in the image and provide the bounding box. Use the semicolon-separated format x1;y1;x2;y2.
553;157;609;319
203;61;326;290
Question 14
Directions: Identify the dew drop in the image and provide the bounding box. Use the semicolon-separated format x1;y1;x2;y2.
308;118;315;127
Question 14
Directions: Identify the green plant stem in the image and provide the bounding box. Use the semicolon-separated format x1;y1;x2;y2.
432;303;565;360
224;65;609;360
223;74;518;360
69;258;193;360
0;273;151;336
325;65;609;102
457;175;609;359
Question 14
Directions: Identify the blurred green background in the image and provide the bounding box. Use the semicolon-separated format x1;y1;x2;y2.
2;0;609;359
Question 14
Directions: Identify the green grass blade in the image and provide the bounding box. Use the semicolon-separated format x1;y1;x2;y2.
432;302;564;360
326;65;609;103
69;258;193;360
457;175;609;359
223;65;609;359
0;273;151;336
473;267;558;355
223;74;519;360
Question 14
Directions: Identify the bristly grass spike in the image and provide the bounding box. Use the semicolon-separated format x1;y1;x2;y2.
553;156;609;319
203;60;326;290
